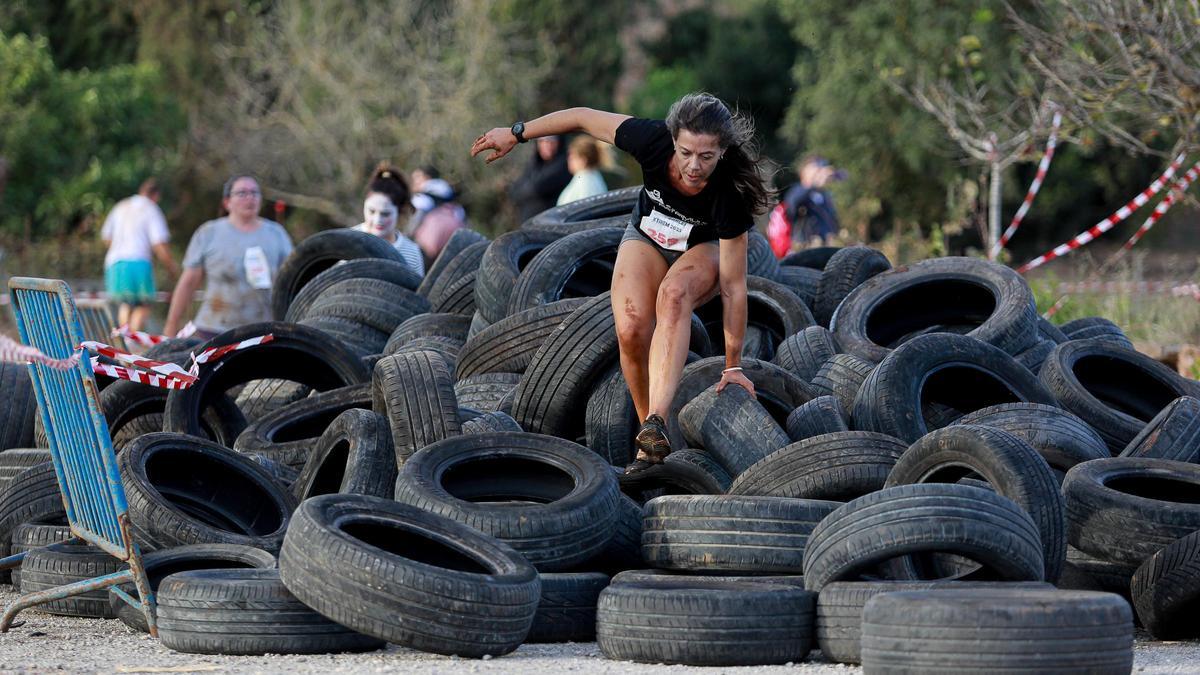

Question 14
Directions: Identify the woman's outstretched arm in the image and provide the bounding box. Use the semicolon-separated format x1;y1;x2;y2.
471;107;630;163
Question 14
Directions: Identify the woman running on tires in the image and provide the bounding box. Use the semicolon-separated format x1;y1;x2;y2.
472;92;770;474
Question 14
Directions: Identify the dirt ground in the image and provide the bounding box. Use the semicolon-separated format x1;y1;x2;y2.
1;588;1199;674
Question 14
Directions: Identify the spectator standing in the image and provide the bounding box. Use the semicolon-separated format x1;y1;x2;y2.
779;154;842;248
163;175;293;340
411;178;467;264
101;178;179;332
355;164;424;276
556;136;610;205
508;135;572;222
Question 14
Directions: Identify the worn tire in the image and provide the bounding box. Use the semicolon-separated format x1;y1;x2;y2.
475;229;562;324
234;384;372;468
852;333;1057;444
461;410;523;434
1121;396;1200;463
1041;338;1200;453
19;542;125;617
164;322;369;446
0;363;36;450
0;462;66;581
453;372;521;413
773;325;838;381
385;313;473;354
802;483;1045;591
860;588;1132;673
810;353;875;412
832;256;1038;362
813;246;891;327
291;409;396;501
1063;456;1200;567
109;543;277;634
667;356;815;454
120;433;296;553
678;384;791;477
271;228;404;320
596;577;816;666
527;572;610;643
284;258;423;322
158;568;383;655
785;395;849;441
955;402;1110;475
729;431;906;502
394;432;619;571
455;298;588;379
506;227;623;315
885;424;1066;582
279;494;540;658
1131;528;1200;639
9;521;72;589
372;351;461;464
816;580;1054;664
512;293;621;440
642;495;839;574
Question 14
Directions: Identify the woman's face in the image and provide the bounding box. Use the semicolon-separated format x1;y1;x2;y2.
224;177;262;220
671;130;723;191
363;192;399;237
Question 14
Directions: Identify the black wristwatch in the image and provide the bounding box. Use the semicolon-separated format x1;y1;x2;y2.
511;121;528;144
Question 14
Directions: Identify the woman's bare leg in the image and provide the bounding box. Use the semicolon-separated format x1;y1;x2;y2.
646;243;720;418
610;240;669;423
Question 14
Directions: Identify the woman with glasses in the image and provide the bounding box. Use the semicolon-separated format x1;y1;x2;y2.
164;175;293;340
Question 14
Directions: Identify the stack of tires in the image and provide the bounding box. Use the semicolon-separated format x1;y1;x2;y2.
2;188;1198;669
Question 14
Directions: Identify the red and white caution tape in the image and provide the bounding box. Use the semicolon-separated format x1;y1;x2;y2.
1121;161;1200;251
1016;153;1187;274
79;333;274;389
113;321;197;347
0;335;78;370
990;111;1062;260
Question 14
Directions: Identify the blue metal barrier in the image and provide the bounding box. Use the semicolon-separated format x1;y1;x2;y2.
0;277;156;636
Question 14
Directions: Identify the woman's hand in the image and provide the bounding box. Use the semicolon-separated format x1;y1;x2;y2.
470;128;518;164
716;368;756;398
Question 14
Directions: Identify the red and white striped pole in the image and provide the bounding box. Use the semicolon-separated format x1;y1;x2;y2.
990;110;1061;260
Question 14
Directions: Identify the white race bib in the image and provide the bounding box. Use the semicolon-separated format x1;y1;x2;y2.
638;209;693;252
243;246;273;289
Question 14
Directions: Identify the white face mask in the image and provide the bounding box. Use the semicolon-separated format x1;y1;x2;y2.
363;193;398;237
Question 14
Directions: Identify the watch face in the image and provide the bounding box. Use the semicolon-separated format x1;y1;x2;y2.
512;122;525;141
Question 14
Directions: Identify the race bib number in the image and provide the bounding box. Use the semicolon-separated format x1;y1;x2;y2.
638;209;693;252
243;246;273;289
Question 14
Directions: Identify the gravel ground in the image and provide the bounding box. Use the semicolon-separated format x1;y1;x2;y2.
0;588;1197;673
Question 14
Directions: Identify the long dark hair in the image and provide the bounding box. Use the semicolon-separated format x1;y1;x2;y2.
665;93;773;214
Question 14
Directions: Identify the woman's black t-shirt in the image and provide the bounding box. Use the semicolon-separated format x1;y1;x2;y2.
614;117;753;251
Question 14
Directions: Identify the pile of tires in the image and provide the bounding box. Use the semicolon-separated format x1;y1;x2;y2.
2;189;1198;667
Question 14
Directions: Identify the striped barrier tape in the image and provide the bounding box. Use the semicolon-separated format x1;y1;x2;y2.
113;321;197;347
1122;162;1200;251
1016;152;1187;274
1040;161;1200;319
990;110;1062;260
78;332;274;390
0;334;77;370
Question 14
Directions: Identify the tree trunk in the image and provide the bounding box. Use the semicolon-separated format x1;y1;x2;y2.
989;161;1002;255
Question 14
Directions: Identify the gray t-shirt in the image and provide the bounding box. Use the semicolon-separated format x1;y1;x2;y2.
182;217;293;332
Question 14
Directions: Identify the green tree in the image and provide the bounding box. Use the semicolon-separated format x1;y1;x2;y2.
0;32;184;238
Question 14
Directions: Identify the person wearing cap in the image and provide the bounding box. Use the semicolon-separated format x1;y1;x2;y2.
781;154;843;247
410;175;467;264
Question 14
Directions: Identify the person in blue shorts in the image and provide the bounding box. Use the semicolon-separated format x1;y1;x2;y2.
101;178;179;332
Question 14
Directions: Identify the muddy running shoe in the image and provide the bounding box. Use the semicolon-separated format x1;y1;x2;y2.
625;413;672;475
